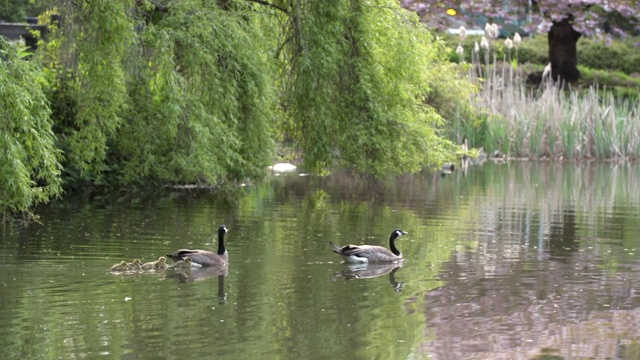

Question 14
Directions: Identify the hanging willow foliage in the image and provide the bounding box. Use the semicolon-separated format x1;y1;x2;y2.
65;0;134;179
116;0;277;184
276;0;458;176
0;39;62;214
2;0;464;213
43;0;277;186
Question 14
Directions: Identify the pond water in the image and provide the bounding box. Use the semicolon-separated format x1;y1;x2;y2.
2;162;640;359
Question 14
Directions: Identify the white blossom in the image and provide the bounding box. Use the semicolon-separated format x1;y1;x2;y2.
492;23;500;38
484;22;494;37
513;32;522;46
505;38;513;49
542;63;552;79
484;22;499;38
456;44;464;56
459;26;467;41
480;36;489;49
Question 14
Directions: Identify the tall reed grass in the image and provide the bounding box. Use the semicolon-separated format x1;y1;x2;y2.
449;28;640;161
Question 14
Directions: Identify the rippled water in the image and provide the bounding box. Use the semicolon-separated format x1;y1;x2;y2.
2;162;640;359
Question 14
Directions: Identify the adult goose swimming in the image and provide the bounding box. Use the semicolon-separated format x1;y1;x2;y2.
167;225;229;267
329;229;408;263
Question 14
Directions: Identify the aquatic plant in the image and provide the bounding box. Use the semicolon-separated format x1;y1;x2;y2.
448;26;640;161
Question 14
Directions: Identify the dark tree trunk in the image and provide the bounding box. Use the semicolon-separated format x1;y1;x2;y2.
548;17;582;83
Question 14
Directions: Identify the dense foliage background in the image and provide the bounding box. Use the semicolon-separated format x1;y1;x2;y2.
3;0;638;217
0;0;464;215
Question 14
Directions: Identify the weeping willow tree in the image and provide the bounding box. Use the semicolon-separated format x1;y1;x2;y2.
45;0;459;182
0;39;62;215
116;1;277;184
274;0;458;176
1;0;465;214
41;0;277;187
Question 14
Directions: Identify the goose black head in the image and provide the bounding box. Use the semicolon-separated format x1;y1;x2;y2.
219;225;228;235
391;229;408;240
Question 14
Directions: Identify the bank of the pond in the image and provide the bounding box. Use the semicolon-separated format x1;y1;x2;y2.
440;29;640;162
448;82;640;162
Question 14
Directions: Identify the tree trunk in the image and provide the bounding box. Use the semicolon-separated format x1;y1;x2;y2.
548;17;582;83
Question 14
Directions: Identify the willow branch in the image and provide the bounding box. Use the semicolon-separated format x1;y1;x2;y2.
245;0;289;14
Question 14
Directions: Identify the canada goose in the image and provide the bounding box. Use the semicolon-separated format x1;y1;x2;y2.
171;257;194;270
154;256;167;270
141;256;166;270
441;163;455;177
442;163;455;171
110;261;130;272
167;225;229;266
127;259;143;270
329;229;408;263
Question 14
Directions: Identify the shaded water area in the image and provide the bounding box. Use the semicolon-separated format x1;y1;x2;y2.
2;162;640;359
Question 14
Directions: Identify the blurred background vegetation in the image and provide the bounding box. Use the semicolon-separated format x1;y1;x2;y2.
443;33;640;95
1;0;463;216
1;0;638;218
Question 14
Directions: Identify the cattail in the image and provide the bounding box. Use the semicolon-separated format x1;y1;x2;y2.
484;22;499;38
542;62;552;79
481;36;489;49
492;23;500;38
513;32;522;47
459;26;467;41
484;23;493;38
505;37;513;49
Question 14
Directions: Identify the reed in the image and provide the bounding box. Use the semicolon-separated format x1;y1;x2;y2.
450;27;640;161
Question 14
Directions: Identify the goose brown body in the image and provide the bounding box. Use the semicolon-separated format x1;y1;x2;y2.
167;225;229;267
330;229;407;263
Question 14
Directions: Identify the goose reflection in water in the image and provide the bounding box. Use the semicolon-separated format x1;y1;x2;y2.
332;263;405;292
167;264;229;303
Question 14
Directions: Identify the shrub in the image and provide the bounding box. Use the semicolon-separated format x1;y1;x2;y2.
578;37;640;75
